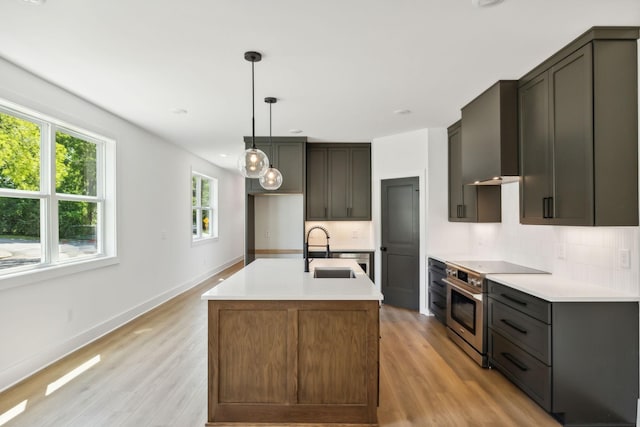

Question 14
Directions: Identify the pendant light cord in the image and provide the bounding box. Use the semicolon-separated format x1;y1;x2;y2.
269;101;273;168
251;60;256;149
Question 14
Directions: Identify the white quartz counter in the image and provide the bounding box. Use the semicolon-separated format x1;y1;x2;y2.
201;258;383;301
487;273;640;302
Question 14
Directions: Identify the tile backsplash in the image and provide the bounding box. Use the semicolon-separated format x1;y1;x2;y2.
468;182;639;295
305;221;374;250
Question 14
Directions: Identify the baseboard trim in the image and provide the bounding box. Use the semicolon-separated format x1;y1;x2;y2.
0;255;243;393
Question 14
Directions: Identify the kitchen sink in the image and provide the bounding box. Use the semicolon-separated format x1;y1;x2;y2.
313;267;356;279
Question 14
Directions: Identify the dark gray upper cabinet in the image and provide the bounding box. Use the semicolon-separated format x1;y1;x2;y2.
448;121;501;223
244;137;306;194
519;27;639;226
306;143;371;221
461;80;518;185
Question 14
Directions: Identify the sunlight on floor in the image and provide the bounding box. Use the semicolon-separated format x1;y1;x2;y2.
45;355;101;396
0;400;27;426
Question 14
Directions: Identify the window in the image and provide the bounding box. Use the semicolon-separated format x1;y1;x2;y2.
192;172;218;241
0;101;115;279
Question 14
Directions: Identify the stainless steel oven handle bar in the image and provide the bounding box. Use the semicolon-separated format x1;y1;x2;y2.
442;278;478;299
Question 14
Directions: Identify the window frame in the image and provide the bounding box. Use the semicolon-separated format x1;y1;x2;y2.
0;99;117;288
191;171;218;243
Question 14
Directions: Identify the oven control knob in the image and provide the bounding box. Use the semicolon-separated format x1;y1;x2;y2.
470;278;482;287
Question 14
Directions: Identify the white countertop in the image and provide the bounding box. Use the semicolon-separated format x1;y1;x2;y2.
428;253;500;264
487;273;640;302
201;258;383;301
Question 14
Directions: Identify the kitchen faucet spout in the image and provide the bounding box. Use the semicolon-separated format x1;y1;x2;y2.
304;226;330;272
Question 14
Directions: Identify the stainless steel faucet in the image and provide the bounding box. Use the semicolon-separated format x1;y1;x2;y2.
304;226;330;272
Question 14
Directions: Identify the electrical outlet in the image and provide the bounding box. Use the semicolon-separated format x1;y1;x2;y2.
67;309;73;323
160;230;167;240
351;230;359;239
265;231;271;239
557;243;566;260
619;249;631;269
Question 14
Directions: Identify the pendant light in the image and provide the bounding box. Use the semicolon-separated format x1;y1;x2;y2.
238;51;269;178
260;97;283;190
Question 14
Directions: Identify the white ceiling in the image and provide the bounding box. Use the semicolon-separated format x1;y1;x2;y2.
1;0;639;170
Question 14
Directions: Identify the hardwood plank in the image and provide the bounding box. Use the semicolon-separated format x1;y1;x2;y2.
0;262;560;427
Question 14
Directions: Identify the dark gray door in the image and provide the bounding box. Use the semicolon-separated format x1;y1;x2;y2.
381;177;419;310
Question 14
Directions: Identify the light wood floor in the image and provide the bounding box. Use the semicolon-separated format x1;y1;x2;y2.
0;263;560;427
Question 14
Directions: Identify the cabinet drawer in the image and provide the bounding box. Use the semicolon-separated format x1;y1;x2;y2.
428;273;447;297
488;298;551;364
428;290;447;324
428;258;446;273
488;280;551;323
489;330;551;411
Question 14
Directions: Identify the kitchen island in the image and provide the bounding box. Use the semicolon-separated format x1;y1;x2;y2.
201;258;383;426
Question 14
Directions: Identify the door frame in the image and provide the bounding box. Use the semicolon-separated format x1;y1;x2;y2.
374;170;427;315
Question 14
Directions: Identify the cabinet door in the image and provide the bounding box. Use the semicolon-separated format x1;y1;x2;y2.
328;147;350;219
549;44;594;225
306;147;328;219
448;124;477;222
349;146;371;219
519;72;552;224
274;142;304;193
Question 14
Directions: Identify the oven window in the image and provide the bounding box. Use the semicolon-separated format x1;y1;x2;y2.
451;289;476;334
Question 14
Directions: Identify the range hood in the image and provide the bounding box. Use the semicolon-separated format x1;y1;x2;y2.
461;80;519;185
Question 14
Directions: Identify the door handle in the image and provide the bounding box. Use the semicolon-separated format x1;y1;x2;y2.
380;247;387;252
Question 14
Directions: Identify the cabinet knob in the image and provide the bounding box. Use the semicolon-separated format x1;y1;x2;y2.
380;247;387;252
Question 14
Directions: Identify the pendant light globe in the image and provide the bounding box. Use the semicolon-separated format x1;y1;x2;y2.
238;51;270;178
259;166;283;190
238;147;269;178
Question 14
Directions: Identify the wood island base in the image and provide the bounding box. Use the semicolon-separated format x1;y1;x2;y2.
207;299;380;426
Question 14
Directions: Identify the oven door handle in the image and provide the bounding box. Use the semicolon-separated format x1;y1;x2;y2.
442;278;478;300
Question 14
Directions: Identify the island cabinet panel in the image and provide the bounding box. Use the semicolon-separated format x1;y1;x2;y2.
218;309;288;403
298;310;368;404
207;300;379;426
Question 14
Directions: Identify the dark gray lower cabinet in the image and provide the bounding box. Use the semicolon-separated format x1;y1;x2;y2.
427;258;447;324
488;281;639;426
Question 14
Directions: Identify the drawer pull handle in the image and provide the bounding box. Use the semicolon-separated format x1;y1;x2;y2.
501;293;527;306
502;352;529;372
432;301;446;310
501;319;528;335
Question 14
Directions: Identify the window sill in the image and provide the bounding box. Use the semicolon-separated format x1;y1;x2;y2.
0;255;120;291
191;236;219;247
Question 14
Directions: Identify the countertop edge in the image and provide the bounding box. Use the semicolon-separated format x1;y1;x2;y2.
486;274;640;303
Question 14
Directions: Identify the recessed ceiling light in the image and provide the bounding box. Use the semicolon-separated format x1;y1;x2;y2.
170;108;188;114
393;109;411;115
471;0;504;7
22;0;46;4
289;129;303;134
219;154;228;158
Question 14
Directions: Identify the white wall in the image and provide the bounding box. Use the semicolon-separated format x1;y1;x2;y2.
254;195;303;250
372;129;429;313
0;58;245;392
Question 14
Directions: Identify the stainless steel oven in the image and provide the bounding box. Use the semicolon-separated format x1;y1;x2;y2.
443;265;486;366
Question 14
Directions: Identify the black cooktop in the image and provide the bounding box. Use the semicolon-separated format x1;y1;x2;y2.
448;260;548;275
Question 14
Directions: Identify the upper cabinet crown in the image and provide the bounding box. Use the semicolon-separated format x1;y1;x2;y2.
519;27;639;226
461;80;519;185
306;143;371;221
244;137;306;194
